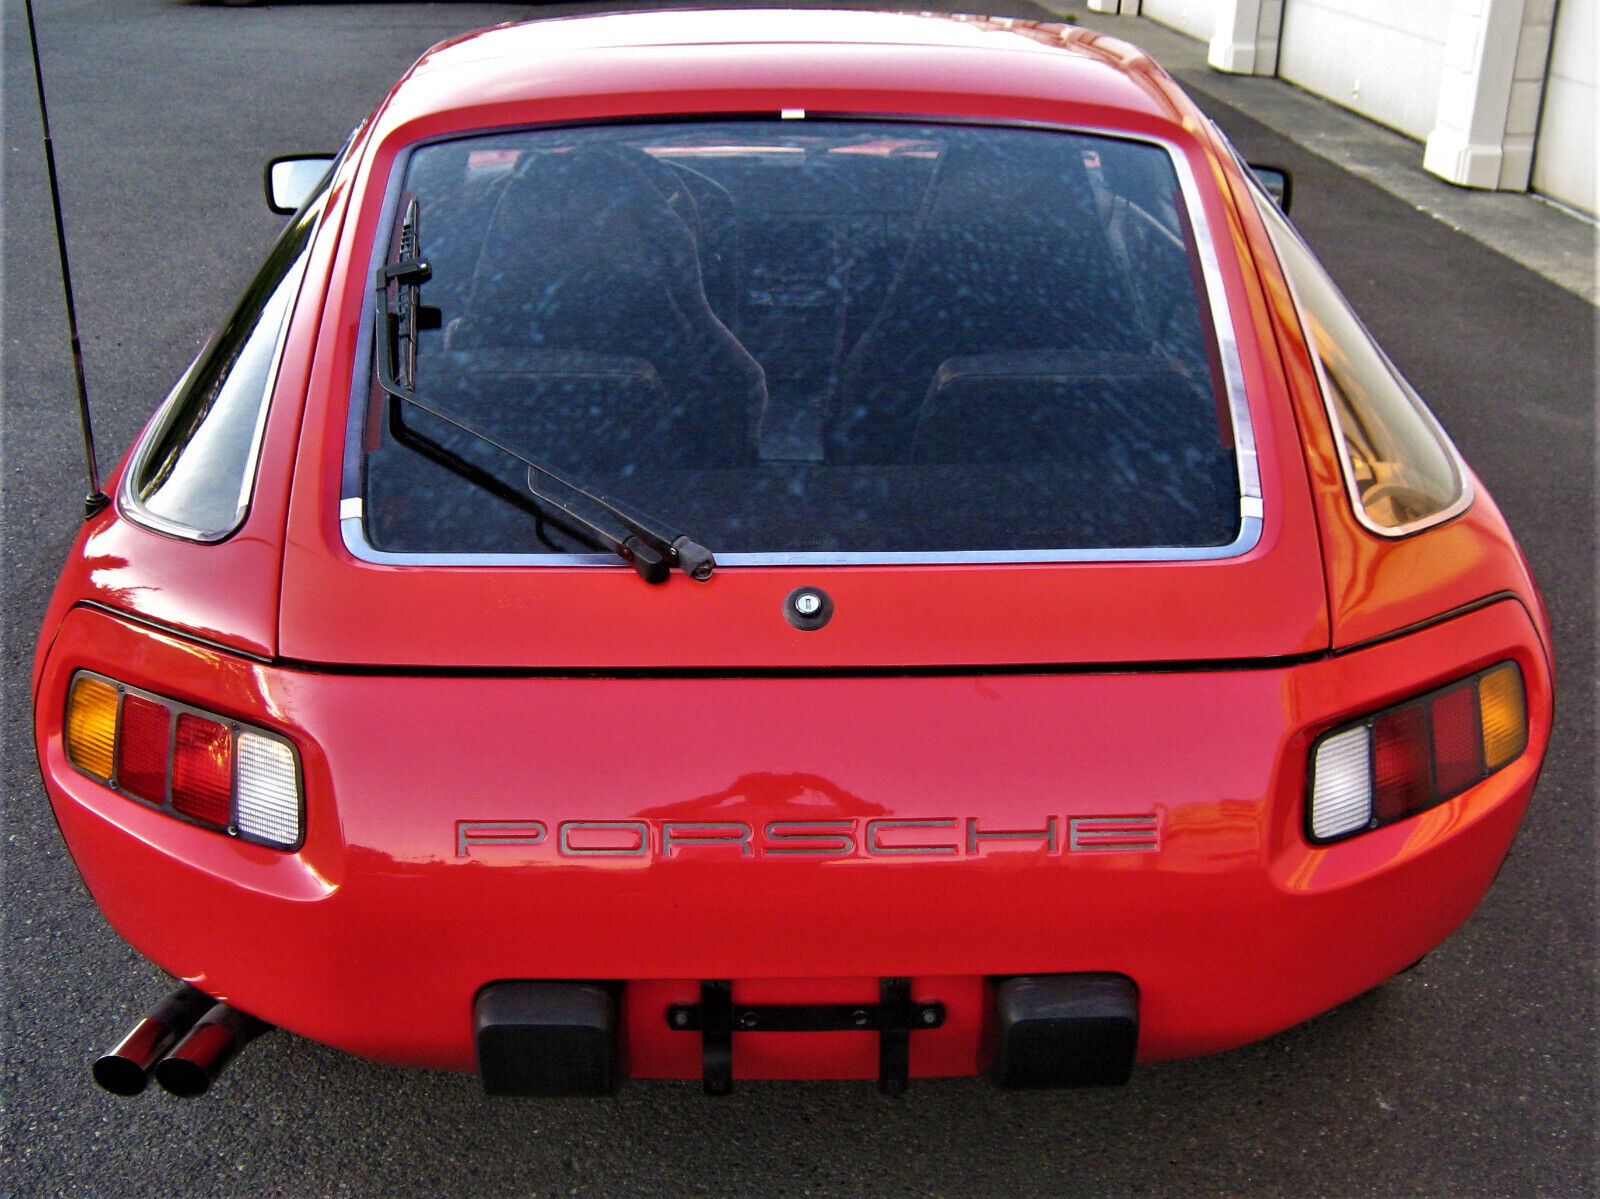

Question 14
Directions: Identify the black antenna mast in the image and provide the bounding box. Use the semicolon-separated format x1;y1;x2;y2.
25;0;110;519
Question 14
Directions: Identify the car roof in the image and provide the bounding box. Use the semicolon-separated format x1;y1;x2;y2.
373;9;1186;136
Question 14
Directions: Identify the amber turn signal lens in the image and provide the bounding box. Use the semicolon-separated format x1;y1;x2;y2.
1478;663;1527;770
65;676;119;780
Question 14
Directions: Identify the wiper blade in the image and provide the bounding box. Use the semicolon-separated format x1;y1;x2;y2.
372;222;714;583
381;393;666;579
377;197;433;390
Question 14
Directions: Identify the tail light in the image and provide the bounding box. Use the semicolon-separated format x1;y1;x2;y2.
1308;662;1527;844
63;671;302;850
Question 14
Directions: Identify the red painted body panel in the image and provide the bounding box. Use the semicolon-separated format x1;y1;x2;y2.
37;597;1549;1076
31;11;1558;1086
31;159;354;677
1203;139;1556;657
37;505;282;663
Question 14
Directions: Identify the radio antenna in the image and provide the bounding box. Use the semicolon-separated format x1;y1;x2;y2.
24;0;109;519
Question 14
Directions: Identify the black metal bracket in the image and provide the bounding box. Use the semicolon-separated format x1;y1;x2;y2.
375;256;432;287
666;978;945;1096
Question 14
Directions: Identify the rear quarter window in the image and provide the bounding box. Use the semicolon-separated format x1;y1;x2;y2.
121;182;327;540
1251;182;1470;535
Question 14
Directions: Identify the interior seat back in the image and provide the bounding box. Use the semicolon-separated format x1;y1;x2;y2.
448;144;765;469
830;133;1137;463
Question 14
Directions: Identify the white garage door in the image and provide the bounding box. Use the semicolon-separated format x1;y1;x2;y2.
1531;0;1597;215
1140;0;1217;42
1279;0;1450;140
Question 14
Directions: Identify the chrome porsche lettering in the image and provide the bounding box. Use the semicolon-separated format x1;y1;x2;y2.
763;820;855;855
558;820;649;857
457;821;545;857
966;817;1058;854
661;822;753;857
864;818;959;855
457;814;1161;859
1069;815;1161;851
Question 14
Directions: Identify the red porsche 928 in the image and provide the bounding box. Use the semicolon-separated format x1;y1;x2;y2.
33;9;1551;1098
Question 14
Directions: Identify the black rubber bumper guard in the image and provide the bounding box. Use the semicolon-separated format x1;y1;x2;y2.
667;978;944;1096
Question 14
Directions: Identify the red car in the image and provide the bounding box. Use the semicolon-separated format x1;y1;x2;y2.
33;9;1552;1098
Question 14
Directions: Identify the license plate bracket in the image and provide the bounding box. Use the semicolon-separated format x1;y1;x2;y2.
665;978;946;1095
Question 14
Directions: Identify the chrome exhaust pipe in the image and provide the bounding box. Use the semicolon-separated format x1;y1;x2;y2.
92;983;216;1096
153;1002;272;1097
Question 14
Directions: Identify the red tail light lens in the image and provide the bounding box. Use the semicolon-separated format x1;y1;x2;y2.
172;714;233;828
1372;705;1430;823
1429;683;1482;797
1307;661;1529;844
62;671;302;849
116;693;170;805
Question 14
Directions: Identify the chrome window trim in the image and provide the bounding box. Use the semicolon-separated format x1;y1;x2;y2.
1229;139;1473;539
340;498;1262;566
117;358;210;541
343;116;1265;567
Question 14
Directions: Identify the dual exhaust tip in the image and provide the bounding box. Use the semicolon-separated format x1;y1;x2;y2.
92;983;271;1098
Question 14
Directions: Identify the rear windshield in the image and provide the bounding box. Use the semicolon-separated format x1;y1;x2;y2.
351;120;1250;562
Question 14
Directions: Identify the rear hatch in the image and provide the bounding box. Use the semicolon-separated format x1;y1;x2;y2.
278;113;1328;669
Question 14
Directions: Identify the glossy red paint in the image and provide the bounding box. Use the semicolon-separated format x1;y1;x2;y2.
33;10;1556;1088
38;595;1548;1075
31;157;352;676
1211;142;1556;656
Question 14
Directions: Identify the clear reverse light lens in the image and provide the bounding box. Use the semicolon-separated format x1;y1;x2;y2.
235;732;301;847
1310;726;1372;840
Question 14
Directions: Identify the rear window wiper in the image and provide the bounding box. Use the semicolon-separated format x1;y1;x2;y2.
372;200;714;584
382;388;715;583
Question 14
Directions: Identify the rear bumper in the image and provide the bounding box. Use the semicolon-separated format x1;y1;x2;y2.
36;599;1550;1079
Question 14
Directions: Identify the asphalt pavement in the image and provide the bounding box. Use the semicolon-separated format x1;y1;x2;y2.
3;2;1594;1196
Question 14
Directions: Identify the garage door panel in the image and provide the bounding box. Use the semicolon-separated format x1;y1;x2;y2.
1280;0;1449;140
1531;0;1597;215
1142;0;1217;42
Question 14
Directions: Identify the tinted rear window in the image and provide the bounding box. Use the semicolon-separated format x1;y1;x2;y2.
354;121;1246;560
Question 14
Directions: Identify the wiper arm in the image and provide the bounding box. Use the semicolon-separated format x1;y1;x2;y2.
378;197;434;389
372;214;714;583
528;464;717;583
382;393;663;577
384;387;714;584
